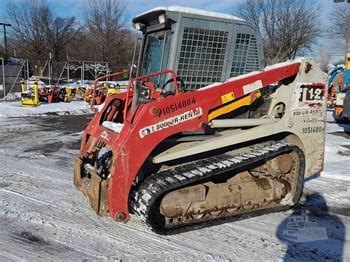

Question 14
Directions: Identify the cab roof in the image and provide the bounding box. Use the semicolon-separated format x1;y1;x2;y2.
132;6;245;26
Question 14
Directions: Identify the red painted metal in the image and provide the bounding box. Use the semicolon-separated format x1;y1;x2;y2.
123;69;180;121
79;61;301;222
90;70;128;108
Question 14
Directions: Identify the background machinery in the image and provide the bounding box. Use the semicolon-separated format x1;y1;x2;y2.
328;0;350;122
328;64;350;122
86;71;129;105
20;77;76;106
74;7;327;233
20;79;41;107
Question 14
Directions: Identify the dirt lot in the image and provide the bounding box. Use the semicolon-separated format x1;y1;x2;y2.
0;114;349;261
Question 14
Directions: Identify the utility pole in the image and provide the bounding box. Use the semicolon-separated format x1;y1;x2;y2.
49;52;52;87
0;23;12;60
1;58;5;99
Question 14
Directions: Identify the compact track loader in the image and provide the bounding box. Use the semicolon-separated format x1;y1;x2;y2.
74;7;327;233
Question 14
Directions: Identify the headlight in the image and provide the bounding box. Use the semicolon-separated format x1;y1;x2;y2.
158;14;166;24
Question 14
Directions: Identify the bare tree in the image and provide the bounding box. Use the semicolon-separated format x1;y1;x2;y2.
330;3;350;40
5;0;135;74
66;28;136;71
6;0;78;61
314;45;332;72
43;16;79;61
329;3;350;58
236;0;322;64
7;0;49;59
84;0;130;66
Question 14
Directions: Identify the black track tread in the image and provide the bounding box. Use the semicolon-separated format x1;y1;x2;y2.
130;142;305;233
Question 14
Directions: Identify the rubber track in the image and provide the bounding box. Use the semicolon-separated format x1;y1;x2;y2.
130;142;305;233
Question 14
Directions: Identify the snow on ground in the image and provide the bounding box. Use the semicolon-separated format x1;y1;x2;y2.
0;101;92;117
322;110;350;179
0;110;349;261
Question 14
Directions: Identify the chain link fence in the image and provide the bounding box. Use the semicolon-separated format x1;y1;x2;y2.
0;57;110;100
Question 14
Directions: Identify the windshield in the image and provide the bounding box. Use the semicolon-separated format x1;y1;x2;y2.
131;30;172;109
141;30;172;84
142;33;163;75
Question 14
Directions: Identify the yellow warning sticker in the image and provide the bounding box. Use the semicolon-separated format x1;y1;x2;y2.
221;92;235;104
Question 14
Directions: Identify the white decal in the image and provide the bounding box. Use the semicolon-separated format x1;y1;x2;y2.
292;84;325;111
299;85;324;104
139;107;203;138
292;109;323;117
243;80;263;95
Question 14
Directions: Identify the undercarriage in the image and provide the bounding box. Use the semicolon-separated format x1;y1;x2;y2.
130;142;305;233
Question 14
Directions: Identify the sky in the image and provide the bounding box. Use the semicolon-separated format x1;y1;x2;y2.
0;0;343;61
0;0;335;27
0;0;243;24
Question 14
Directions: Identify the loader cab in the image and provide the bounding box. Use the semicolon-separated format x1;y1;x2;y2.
132;6;264;92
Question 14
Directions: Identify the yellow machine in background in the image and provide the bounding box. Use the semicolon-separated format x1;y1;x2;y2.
105;82;121;96
21;79;40;107
346;52;350;70
64;87;74;102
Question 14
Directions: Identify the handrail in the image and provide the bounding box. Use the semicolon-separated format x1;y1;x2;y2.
90;70;127;108
123;69;179;122
131;69;179;92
